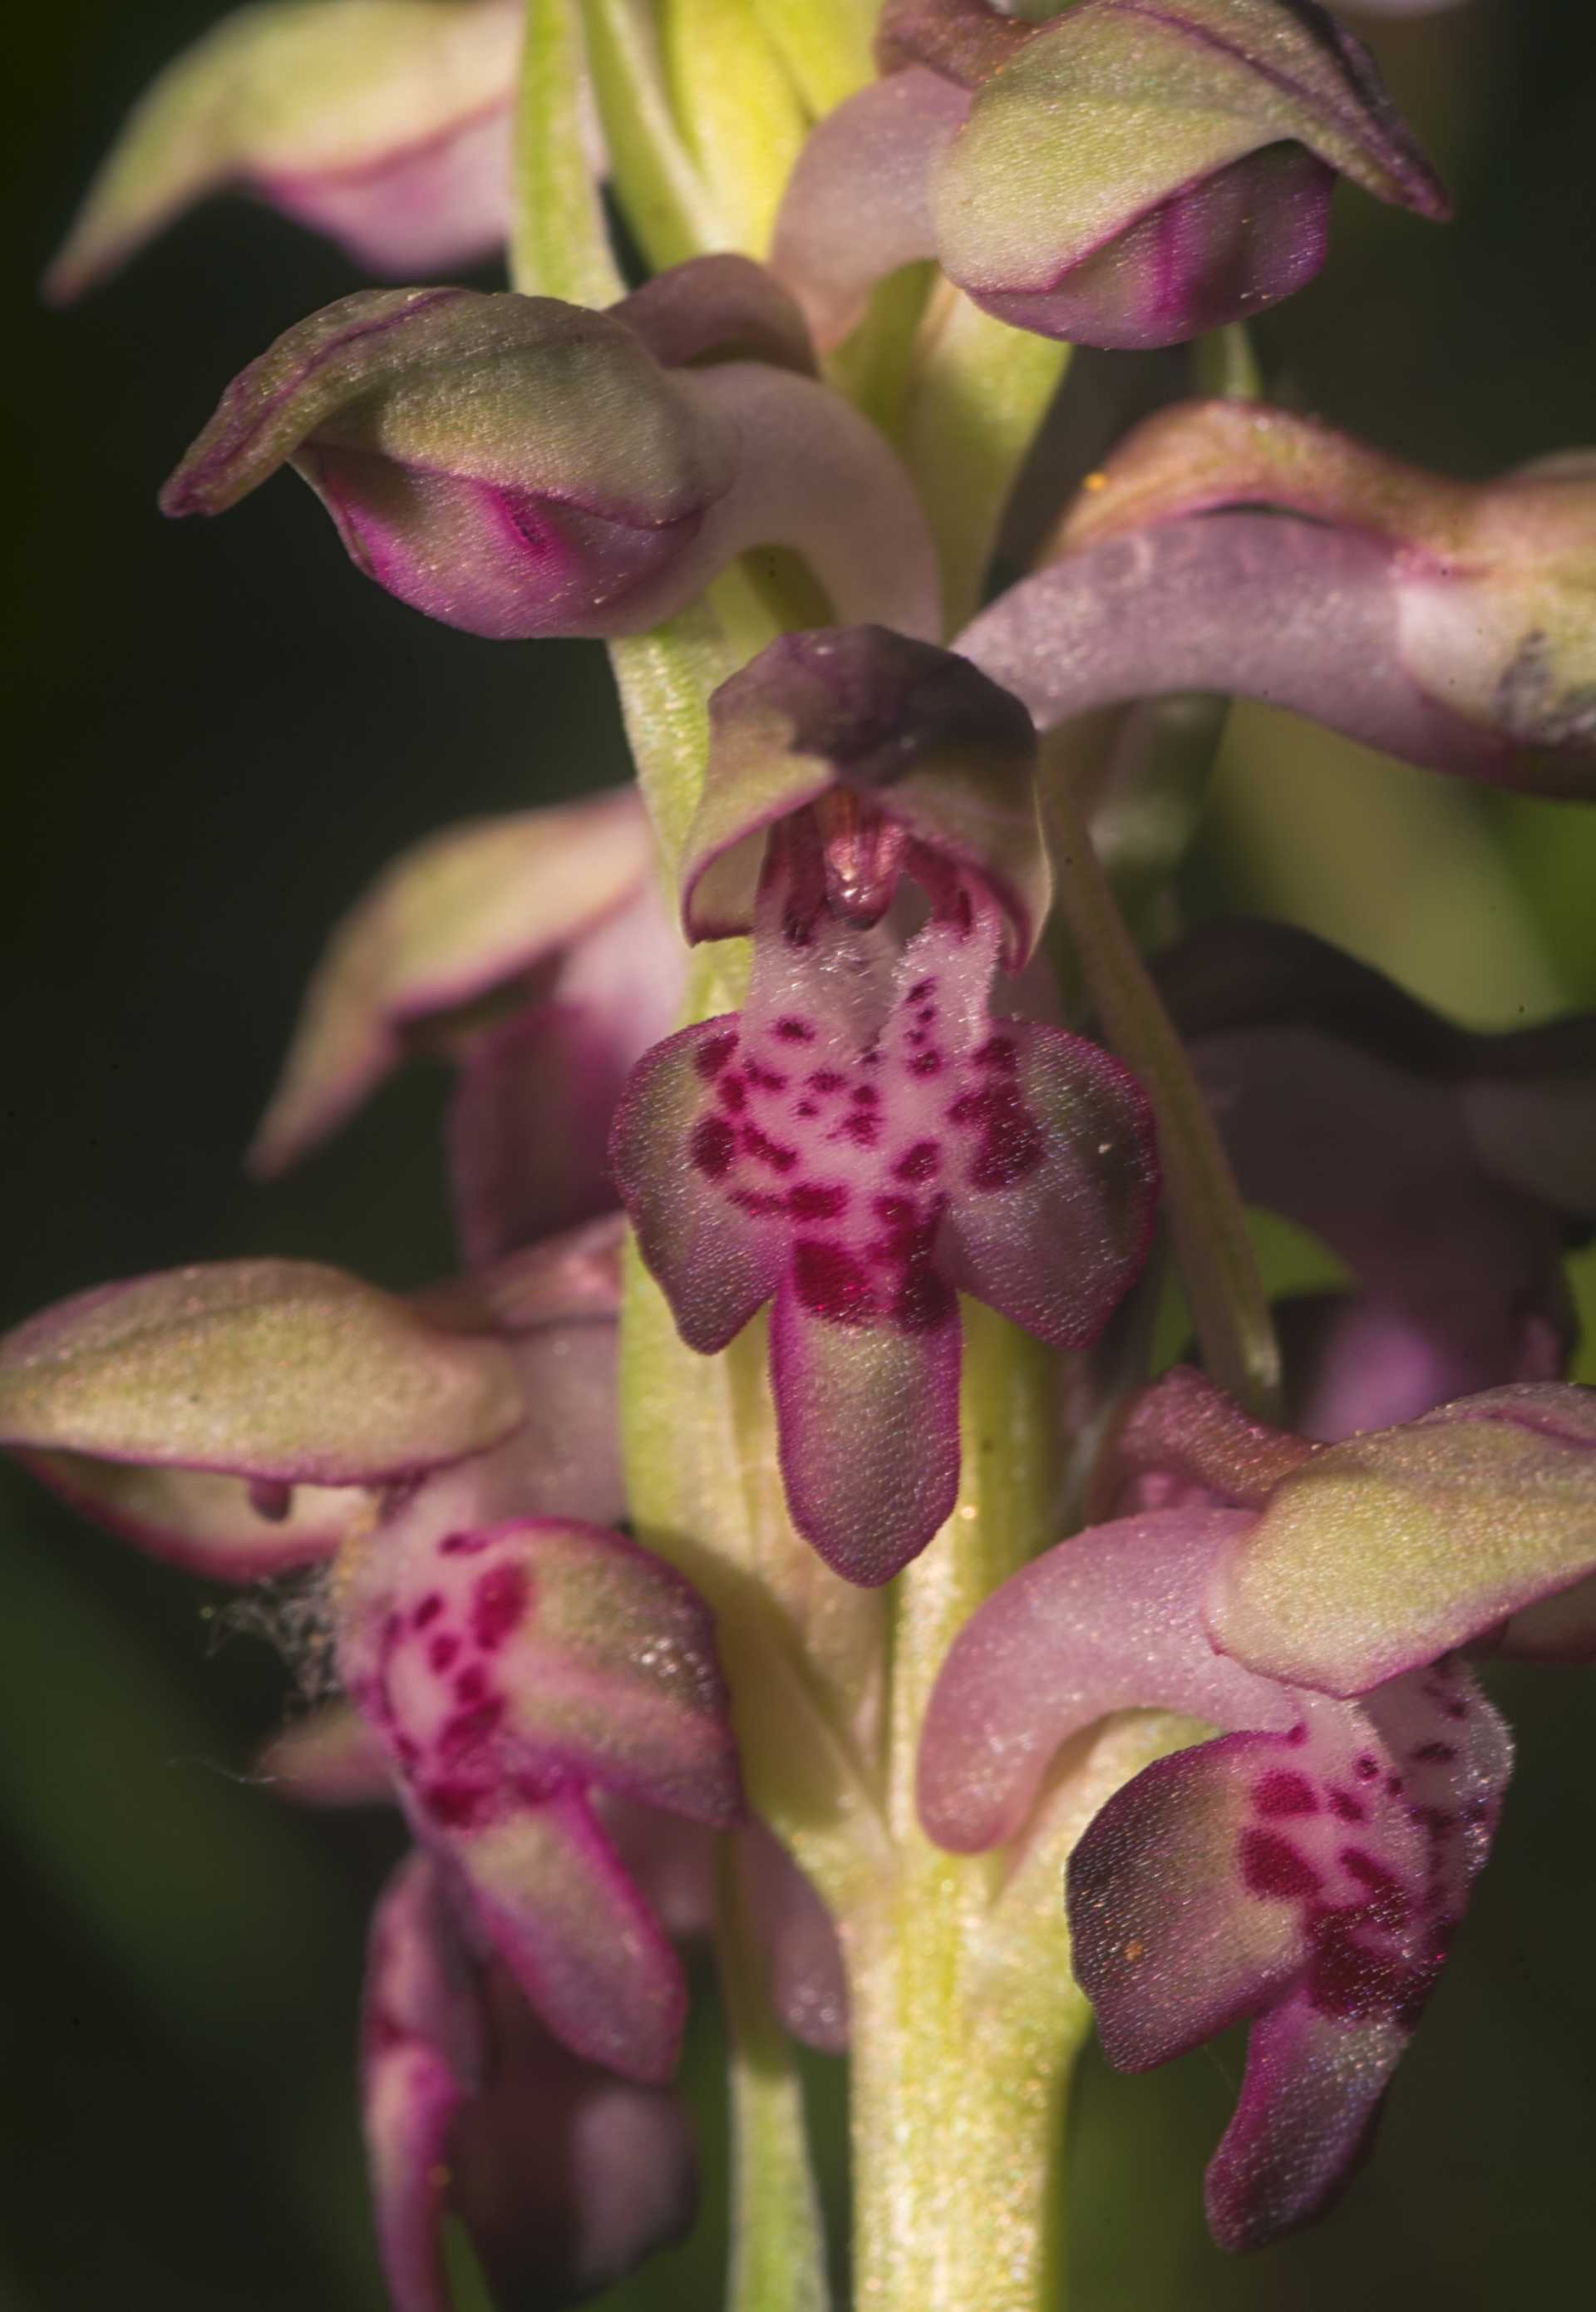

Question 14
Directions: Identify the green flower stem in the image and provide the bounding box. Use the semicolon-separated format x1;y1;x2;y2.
750;0;876;113
899;290;1071;632
661;0;810;255
1191;318;1263;401
1047;691;1231;954
825;263;938;441
608;604;739;874
582;0;727;271
714;1836;834;2312
1043;749;1283;1419
511;0;622;302
845;1304;1076;2312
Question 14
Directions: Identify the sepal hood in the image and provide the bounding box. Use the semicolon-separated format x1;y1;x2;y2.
163;280;940;639
682;627;1047;970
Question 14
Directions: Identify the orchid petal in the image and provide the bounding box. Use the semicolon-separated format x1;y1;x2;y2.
398;1311;625;1534
939;1018;1159;1348
1099;1367;1316;1516
933;0;1446;348
421;1214;625;1335
0;1260;522;1481
19;1450;362;1580
363;1854;480;2312
447;1004;636;1264
611;253;816;375
446;1788;687;2082
363;1853;696;2309
741;1824;850;2054
1209;1383;1596;1694
43;0;523;303
1202;1995;1399;2252
682;627;1047;969
447;1964;697;2303
259;1701;392;1806
1277;1293;1566;1449
161;287;740;640
919;1506;1275;1851
958;511;1569;786
676;362;941;638
346;1515;741;1830
609;1017;790;1354
1043;401;1596;788
1052;396;1451;559
599;1797;717;1942
1155;919;1592;1414
770;1267;962;1587
249;788;655;1177
446;881;685;1267
770;67;970;350
874;0;1032;84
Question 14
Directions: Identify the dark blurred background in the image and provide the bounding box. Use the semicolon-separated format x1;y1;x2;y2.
2;2;1595;2305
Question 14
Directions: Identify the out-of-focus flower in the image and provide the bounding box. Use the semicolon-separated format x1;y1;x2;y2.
921;1369;1596;2245
1155;917;1596;1432
45;0;527;302
244;783;683;1266
363;1850;696;2312
774;0;1446;350
614;626;1158;1585
160;263;940;642
0;1226;741;2087
960;404;1596;797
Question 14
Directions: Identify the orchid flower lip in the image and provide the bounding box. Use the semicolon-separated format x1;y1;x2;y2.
615;798;1158;1584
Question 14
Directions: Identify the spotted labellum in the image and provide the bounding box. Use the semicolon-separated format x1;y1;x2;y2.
614;627;1159;1584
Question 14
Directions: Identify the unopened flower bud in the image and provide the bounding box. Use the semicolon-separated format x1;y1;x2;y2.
45;0;525;302
776;0;1446;351
162;274;938;640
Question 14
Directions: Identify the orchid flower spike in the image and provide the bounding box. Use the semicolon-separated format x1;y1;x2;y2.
0;1226;741;2086
363;1850;696;2312
613;625;1159;1585
773;0;1446;352
961;402;1596;797
160;264;939;642
921;1370;1596;2245
244;782;683;1265
1155;917;1596;1434
44;0;526;302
